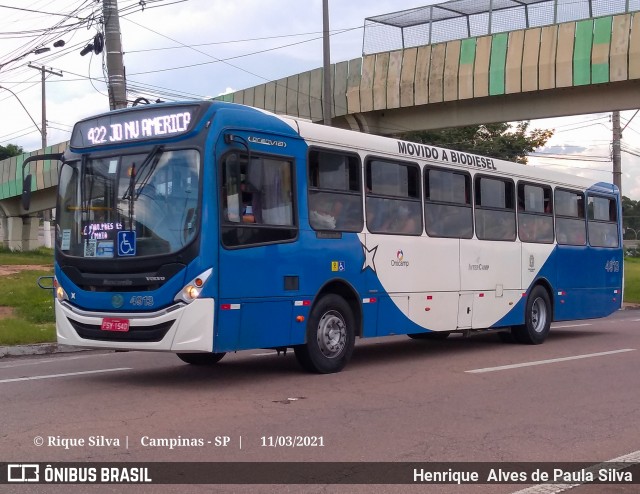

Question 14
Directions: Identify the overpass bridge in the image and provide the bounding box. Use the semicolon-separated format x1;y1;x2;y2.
215;8;640;133
1;3;639;249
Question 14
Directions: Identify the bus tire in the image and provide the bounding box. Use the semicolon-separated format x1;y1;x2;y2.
294;294;355;374
513;286;551;345
408;331;450;340
176;352;226;365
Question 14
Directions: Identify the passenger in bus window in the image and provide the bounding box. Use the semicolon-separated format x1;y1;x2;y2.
334;198;361;231
366;204;380;231
485;212;513;240
374;204;417;234
518;214;534;242
367;199;393;232
309;193;337;229
403;218;420;235
537;217;553;242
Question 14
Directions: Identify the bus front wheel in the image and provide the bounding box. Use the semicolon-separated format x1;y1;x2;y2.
176;352;226;365
294;294;355;374
513;286;551;345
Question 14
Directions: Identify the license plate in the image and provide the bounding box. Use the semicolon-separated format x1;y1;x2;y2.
101;318;130;332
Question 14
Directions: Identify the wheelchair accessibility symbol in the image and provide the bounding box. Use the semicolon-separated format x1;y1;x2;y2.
117;231;136;257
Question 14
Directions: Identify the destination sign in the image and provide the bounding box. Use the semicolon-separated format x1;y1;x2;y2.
70;105;200;148
397;140;498;171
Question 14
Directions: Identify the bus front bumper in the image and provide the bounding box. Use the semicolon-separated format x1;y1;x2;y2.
55;298;215;353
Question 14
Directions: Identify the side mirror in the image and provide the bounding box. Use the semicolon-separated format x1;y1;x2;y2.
20;152;64;212
21;174;33;211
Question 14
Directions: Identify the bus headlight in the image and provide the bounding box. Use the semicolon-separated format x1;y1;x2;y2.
175;268;213;304
54;278;68;302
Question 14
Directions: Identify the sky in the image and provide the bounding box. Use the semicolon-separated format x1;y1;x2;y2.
1;0;639;198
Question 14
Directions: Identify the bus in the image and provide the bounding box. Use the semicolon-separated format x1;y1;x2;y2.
24;100;623;373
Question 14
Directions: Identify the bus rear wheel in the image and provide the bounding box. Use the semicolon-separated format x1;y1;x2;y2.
176;352;226;365
294;294;355;374
513;286;551;345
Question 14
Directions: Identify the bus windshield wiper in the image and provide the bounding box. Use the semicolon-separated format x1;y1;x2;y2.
80;154;94;216
122;145;163;231
122;145;163;201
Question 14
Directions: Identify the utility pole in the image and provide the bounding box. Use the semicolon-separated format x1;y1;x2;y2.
322;0;332;126
612;110;622;193
103;0;127;109
27;64;63;150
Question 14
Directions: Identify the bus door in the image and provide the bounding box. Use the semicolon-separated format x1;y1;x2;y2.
215;137;304;352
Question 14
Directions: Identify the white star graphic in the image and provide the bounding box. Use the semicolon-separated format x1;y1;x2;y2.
361;243;378;273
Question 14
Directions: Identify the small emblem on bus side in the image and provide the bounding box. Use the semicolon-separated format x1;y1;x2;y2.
248;136;287;148
112;294;124;308
391;250;409;267
331;261;346;272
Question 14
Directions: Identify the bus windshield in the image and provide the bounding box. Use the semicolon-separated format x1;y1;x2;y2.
56;148;201;258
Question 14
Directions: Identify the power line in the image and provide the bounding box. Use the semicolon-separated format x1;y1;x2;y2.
0;128;39;145
622;148;640;159
0;3;88;20
125;29;359;54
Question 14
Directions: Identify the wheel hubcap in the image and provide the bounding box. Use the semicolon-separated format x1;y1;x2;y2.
317;310;346;358
531;297;547;333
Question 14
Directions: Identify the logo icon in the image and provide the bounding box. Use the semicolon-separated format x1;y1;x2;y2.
112;294;124;309
391;249;409;267
7;464;39;482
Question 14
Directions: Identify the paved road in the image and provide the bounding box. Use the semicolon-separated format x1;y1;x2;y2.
1;310;639;493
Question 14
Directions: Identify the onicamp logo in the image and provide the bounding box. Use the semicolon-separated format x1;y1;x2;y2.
391;249;409;267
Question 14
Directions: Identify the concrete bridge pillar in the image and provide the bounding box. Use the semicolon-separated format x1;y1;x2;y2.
4;217;24;251
22;216;40;251
0;216;7;249
0;216;40;251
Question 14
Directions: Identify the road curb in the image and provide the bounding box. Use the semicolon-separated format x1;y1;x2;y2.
0;343;89;359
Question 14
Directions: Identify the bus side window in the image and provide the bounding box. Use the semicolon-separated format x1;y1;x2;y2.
588;195;619;248
221;152;296;247
366;159;422;235
555;189;586;246
308;149;363;232
424;168;472;238
474;176;516;241
517;183;554;243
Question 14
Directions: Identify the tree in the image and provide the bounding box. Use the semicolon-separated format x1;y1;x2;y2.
400;122;553;164
622;196;640;239
0;143;24;161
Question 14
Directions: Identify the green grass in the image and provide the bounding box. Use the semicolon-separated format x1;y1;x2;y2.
0;246;53;265
624;257;640;304
0;248;55;346
1;270;56;323
0;319;55;346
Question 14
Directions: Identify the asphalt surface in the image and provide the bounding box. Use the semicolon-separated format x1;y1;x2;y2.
1;309;639;494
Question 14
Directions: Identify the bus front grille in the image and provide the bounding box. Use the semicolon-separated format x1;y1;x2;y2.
68;319;175;342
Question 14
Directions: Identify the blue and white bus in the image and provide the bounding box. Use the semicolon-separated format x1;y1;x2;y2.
30;101;623;373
